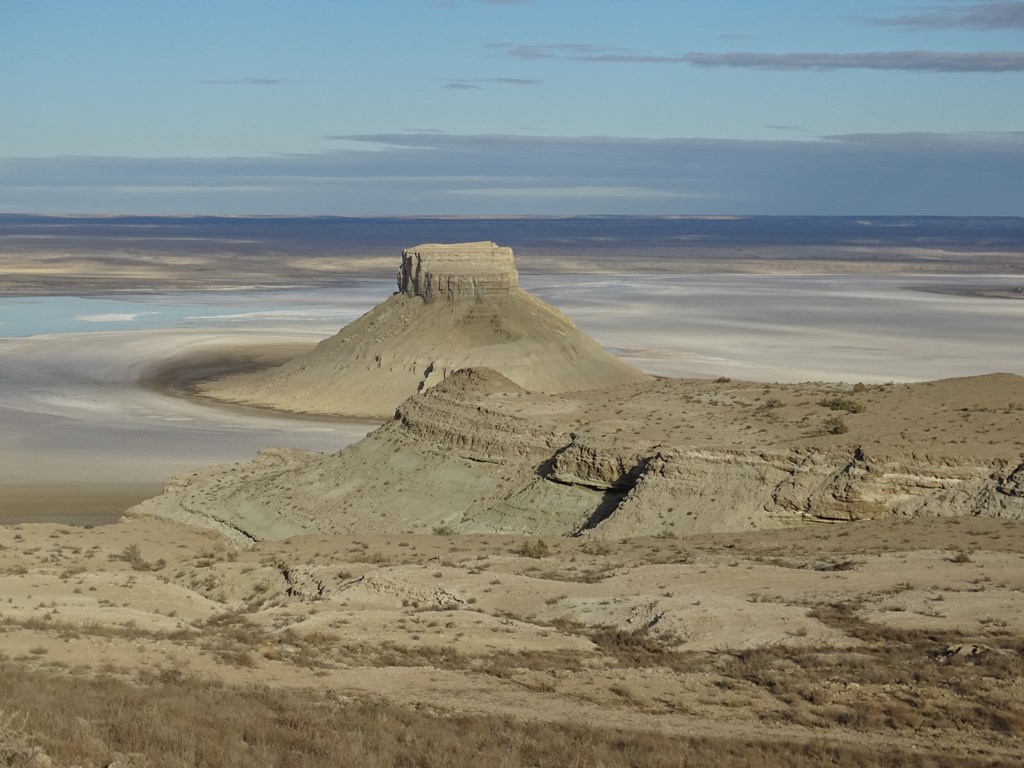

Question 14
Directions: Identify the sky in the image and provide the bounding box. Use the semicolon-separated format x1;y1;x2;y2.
2;0;1023;215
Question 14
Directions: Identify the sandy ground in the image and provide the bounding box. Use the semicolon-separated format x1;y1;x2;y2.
1;516;1022;764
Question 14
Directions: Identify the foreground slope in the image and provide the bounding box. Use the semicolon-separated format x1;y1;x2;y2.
128;370;1024;542
4;517;1024;766
197;242;649;417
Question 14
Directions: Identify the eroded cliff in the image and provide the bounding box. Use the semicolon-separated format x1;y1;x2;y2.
397;242;518;301
128;371;1024;543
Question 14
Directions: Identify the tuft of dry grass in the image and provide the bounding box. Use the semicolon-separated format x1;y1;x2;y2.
818;396;866;414
821;415;849;434
110;543;166;572
515;538;551;559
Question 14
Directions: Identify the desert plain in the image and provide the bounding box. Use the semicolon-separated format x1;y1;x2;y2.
2;216;1024;766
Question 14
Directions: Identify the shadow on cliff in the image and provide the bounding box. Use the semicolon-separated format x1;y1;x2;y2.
533;452;650;536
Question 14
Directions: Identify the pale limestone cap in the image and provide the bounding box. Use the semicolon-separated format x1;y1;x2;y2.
398;241;518;302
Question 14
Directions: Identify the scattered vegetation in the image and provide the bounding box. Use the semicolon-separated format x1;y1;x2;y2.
0;659;1007;768
736;602;1024;738
5;516;1024;767
818;396;866;414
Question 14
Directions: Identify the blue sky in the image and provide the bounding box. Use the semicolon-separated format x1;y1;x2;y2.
2;0;1022;214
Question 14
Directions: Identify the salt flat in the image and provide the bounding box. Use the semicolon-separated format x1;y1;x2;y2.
0;330;369;522
532;273;1024;381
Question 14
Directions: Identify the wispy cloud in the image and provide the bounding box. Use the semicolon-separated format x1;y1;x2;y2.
489;42;625;60
867;1;1024;30
201;77;286;86
335;130;1024;156
490;42;1024;72
678;51;1024;72
442;77;541;89
4;131;1023;215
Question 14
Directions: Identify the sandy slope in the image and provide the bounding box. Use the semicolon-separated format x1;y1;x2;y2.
198;290;649;418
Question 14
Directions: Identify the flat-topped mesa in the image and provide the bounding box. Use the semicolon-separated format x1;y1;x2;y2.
398;242;518;302
196;239;649;417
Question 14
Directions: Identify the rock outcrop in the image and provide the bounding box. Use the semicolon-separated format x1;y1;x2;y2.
128;372;1024;543
196;242;649;417
397;242;518;301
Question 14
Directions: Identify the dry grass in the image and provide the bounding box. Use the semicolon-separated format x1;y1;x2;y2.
6;601;1021;765
818;396;866;414
0;661;1010;768
579;625;697;672
110;543;166;572
719;602;1024;737
514;538;551;558
4;519;1024;766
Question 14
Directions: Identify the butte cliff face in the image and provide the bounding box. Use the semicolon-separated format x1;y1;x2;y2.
397;242;519;301
197;241;649;417
129;372;1024;543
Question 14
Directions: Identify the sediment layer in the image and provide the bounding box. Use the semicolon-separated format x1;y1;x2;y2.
397;241;518;302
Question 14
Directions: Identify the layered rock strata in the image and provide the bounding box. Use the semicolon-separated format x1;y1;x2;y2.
196;242;648;417
129;372;1024;543
397;242;518;301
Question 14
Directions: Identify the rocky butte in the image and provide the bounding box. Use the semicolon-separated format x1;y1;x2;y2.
397;241;519;301
197;241;649;417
